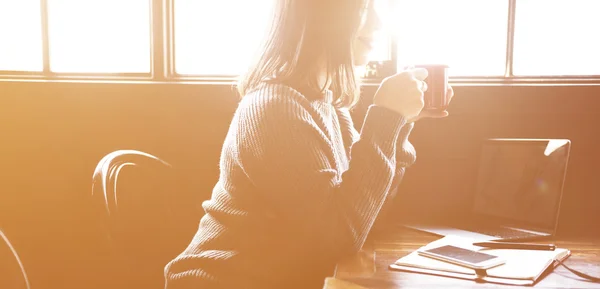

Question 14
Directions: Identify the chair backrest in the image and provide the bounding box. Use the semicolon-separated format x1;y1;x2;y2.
91;150;200;289
0;229;30;289
92;150;172;215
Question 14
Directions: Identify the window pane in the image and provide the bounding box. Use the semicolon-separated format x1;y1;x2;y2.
392;0;509;76
174;0;274;75
513;0;600;76
47;0;151;73
0;0;43;71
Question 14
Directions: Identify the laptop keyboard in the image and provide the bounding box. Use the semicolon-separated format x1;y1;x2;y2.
469;226;542;239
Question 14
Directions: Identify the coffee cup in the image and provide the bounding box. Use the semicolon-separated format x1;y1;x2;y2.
414;64;450;111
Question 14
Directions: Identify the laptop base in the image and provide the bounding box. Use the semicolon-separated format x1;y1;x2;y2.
403;223;501;241
403;223;551;242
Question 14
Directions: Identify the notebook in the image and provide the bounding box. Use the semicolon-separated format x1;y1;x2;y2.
389;235;571;286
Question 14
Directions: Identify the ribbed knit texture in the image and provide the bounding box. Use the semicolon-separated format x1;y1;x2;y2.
164;83;417;289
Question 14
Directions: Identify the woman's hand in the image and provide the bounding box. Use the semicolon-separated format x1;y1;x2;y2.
408;85;454;123
373;68;428;120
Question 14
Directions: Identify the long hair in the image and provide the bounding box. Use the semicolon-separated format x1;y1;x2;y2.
237;0;366;108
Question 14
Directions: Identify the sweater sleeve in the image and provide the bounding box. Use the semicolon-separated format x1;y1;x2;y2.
389;122;417;197
372;122;417;230
236;85;408;258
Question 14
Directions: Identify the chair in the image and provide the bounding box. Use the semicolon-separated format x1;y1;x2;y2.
0;229;31;289
91;150;199;289
92;149;172;220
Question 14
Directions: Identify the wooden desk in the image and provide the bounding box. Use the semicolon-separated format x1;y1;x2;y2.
333;227;600;289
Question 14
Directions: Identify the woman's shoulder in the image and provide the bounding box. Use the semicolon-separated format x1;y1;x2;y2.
230;82;326;140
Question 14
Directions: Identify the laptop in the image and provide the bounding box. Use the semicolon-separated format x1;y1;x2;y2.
405;138;571;242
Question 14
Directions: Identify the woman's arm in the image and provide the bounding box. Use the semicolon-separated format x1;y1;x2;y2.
389;123;417;199
337;109;417;221
235;84;414;259
370;123;417;231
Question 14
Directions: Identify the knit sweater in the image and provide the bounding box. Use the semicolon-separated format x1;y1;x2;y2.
164;82;417;289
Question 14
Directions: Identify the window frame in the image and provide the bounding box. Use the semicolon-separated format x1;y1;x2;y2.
0;0;599;85
1;0;157;81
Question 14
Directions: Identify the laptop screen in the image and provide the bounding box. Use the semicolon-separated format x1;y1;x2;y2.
471;139;570;231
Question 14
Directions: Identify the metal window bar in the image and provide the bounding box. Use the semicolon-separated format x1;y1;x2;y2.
161;0;176;80
40;0;50;74
152;0;166;81
505;0;516;78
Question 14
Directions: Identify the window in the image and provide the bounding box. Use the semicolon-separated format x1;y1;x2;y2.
46;0;152;73
173;0;274;76
392;0;509;77
0;0;43;71
2;0;600;81
513;0;600;76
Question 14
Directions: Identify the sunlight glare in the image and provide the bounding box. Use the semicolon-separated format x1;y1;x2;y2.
367;0;392;62
392;0;509;76
174;0;274;75
47;0;151;73
0;0;43;71
513;0;600;76
544;140;569;157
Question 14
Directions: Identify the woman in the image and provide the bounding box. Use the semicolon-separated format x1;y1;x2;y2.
164;0;452;288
